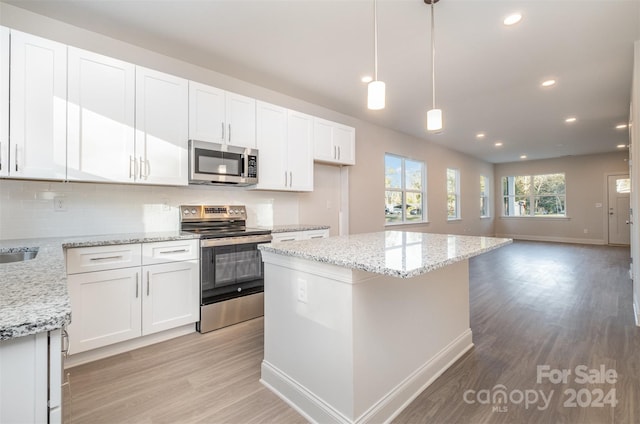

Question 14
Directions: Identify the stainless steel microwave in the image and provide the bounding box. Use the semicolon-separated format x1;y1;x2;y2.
189;140;258;186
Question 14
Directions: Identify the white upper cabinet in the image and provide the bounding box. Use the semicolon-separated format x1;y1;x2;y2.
136;66;189;186
255;101;313;191
287;110;314;190
67;47;135;182
0;26;8;177
188;81;256;149
9;30;67;180
313;117;356;166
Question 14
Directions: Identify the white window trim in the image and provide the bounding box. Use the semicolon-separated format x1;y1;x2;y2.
384;153;428;225
447;168;461;221
501;173;567;218
480;175;490;218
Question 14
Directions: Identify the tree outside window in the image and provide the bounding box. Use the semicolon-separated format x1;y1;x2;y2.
502;173;566;217
385;154;426;224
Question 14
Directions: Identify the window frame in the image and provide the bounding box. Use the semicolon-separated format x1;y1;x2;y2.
384;153;427;225
447;168;461;220
501;173;567;218
480;174;490;218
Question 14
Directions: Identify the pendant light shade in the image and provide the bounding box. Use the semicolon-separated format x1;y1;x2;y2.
368;80;386;110
426;108;442;132
367;0;385;110
425;0;443;133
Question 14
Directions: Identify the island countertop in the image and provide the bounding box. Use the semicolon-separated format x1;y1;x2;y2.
0;231;199;341
259;231;512;278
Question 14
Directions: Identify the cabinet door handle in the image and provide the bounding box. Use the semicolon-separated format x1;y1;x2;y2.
135;273;139;298
129;155;134;179
14;144;18;172
284;171;288;187
139;156;145;179
61;328;70;357
159;249;188;254
280;238;296;242
147;271;150;296
89;255;123;261
145;159;150;179
310;235;325;239
228;124;231;143
221;122;225;141
289;171;293;187
338;146;341;160
334;145;337;159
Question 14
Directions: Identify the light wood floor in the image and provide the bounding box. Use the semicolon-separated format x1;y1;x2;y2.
64;241;639;423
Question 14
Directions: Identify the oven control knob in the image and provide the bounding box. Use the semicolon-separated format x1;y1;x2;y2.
237;287;242;292
191;209;197;215
183;209;189;215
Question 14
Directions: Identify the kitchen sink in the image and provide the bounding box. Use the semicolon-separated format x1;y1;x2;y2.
0;249;39;264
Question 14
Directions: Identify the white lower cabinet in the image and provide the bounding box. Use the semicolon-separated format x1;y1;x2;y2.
0;329;62;424
66;240;198;355
271;228;330;243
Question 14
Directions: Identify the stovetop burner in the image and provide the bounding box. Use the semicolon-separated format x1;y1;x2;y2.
179;204;271;239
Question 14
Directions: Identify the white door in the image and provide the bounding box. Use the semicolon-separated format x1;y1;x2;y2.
256;101;288;190
135;66;189;186
142;260;199;336
0;26;8;177
66;268;142;354
287;110;314;191
608;174;631;245
225;92;256;148
10;30;67;180
67;47;135;182
188;81;225;143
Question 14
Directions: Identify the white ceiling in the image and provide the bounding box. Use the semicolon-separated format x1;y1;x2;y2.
6;0;640;163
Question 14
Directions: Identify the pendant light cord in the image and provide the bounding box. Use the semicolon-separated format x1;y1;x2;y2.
374;0;379;81
431;0;436;109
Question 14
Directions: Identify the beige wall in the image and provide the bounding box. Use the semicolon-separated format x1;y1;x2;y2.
494;152;629;244
348;122;495;236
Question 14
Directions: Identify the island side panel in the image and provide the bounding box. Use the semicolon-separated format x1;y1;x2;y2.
352;259;473;421
261;255;357;422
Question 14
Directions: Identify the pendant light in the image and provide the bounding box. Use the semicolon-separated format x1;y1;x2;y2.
425;0;442;133
368;0;385;110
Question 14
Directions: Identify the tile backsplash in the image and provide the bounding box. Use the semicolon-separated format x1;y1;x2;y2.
0;180;300;240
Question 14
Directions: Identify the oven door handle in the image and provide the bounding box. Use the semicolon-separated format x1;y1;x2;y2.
200;234;272;248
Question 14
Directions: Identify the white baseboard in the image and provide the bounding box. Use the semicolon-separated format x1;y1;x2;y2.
261;329;474;424
494;233;605;245
64;324;196;368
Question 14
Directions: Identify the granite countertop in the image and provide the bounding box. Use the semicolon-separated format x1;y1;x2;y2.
0;231;200;341
267;224;330;234
259;231;512;278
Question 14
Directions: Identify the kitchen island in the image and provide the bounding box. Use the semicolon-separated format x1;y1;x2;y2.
258;231;511;424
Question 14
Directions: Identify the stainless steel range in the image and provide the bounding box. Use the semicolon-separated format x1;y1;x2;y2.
180;205;272;333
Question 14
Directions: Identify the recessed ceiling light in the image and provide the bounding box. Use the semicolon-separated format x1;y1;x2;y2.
503;13;522;26
361;76;373;83
541;79;556;87
616;123;628;130
494;142;503;147
617;144;628;149
476;132;486;139
565;117;577;123
520;155;527;159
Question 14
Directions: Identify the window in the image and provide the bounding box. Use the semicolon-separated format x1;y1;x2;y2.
385;154;426;224
447;168;460;220
502;173;566;217
480;175;490;218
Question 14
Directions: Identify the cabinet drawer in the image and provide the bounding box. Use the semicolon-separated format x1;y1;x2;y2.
142;239;198;265
66;244;141;274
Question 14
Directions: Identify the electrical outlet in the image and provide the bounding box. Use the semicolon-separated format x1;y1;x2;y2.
162;198;171;212
297;278;308;303
53;197;67;212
